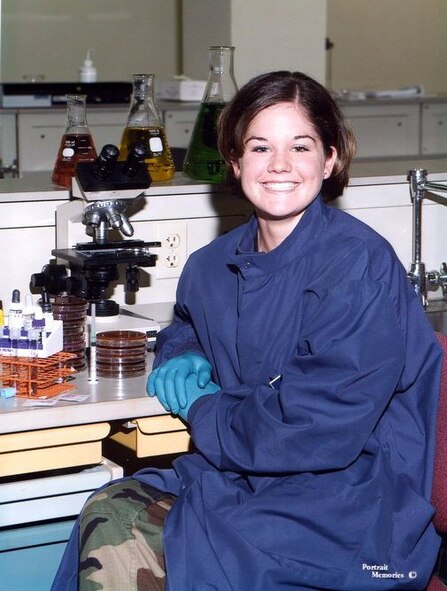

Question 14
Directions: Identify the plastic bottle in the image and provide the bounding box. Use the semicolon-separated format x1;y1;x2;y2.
8;289;23;329
80;49;97;83
119;74;175;181
23;294;35;330
52;94;97;188
183;46;237;184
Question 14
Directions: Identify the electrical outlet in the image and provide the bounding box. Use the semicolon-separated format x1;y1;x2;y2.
156;221;187;279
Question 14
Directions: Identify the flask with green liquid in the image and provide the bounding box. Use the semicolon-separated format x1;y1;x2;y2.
183;46;237;184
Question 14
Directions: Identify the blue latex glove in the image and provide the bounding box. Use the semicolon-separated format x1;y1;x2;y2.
147;352;213;415
178;374;220;421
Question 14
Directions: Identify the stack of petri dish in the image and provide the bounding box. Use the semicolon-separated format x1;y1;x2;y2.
96;330;147;378
52;294;88;370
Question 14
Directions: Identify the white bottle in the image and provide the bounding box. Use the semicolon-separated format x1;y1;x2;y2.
8;289;23;329
80;49;97;83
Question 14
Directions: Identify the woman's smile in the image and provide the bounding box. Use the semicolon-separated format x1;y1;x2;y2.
261;181;300;192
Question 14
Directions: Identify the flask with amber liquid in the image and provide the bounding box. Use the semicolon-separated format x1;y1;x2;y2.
52;94;97;188
183;46;237;184
119;74;175;181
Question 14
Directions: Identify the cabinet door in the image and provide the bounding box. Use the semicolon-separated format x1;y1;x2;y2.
422;103;447;155
17;109;128;172
342;104;420;158
163;109;198;148
0;112;17;170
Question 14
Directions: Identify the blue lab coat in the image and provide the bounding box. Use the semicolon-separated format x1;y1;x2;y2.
52;195;441;590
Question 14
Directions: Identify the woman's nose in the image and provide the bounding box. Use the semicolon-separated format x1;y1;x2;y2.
267;150;292;173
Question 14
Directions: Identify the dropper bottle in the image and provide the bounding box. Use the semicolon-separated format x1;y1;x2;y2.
80;49;97;83
8;289;23;329
23;294;36;330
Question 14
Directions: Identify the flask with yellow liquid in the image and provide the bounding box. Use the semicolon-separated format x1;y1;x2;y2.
119;74;175;181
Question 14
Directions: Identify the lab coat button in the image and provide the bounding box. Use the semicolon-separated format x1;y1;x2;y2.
244;261;251;269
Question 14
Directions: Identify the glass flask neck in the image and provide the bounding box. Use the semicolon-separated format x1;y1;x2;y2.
203;46;237;104
132;73;155;100
65;95;90;133
127;73;161;127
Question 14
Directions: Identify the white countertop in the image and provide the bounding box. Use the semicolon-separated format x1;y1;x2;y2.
0;352;169;435
0;171;229;203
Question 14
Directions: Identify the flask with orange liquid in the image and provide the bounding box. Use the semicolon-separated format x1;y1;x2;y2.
52;94;97;188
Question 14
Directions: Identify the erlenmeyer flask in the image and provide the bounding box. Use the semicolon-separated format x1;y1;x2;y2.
119;74;175;181
183;46;237;184
52;95;97;188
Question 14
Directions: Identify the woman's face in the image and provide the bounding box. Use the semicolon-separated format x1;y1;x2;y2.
232;102;337;224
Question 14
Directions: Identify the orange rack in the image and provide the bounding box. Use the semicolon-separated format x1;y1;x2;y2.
0;352;77;398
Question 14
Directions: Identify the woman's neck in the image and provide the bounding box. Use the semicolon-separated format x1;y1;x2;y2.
256;215;302;252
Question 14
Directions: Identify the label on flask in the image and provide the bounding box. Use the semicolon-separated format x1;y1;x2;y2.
149;136;163;155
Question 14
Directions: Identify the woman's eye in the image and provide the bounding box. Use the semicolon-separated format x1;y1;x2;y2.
293;145;309;153
251;145;269;153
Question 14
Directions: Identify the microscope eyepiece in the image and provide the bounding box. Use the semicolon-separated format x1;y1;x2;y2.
94;144;120;180
123;141;149;178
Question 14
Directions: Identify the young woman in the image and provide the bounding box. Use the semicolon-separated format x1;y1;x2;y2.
52;71;442;591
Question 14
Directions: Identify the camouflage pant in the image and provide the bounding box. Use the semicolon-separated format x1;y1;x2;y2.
79;479;176;591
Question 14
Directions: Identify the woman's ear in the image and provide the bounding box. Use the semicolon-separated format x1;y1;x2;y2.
324;146;337;178
231;159;241;179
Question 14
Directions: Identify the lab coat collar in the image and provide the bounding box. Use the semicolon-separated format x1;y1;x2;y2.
229;194;327;277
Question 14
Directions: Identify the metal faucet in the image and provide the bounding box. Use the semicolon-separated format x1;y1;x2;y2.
407;168;447;306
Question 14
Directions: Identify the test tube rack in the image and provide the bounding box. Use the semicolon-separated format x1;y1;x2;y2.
0;352;77;398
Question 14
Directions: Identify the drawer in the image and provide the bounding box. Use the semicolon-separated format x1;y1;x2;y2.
422;103;447;155
0;423;111;477
110;415;191;458
342;104;420;158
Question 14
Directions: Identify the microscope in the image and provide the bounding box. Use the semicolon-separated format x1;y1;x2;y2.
31;143;161;318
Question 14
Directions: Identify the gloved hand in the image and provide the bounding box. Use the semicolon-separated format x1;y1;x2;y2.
147;352;213;415
178;374;220;421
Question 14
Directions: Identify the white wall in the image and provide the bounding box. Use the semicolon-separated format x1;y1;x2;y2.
1;0;179;83
182;0;327;86
327;0;447;93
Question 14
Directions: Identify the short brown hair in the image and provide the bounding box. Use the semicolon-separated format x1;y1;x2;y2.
217;71;356;201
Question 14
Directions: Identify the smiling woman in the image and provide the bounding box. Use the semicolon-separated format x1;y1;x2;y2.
51;71;442;591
